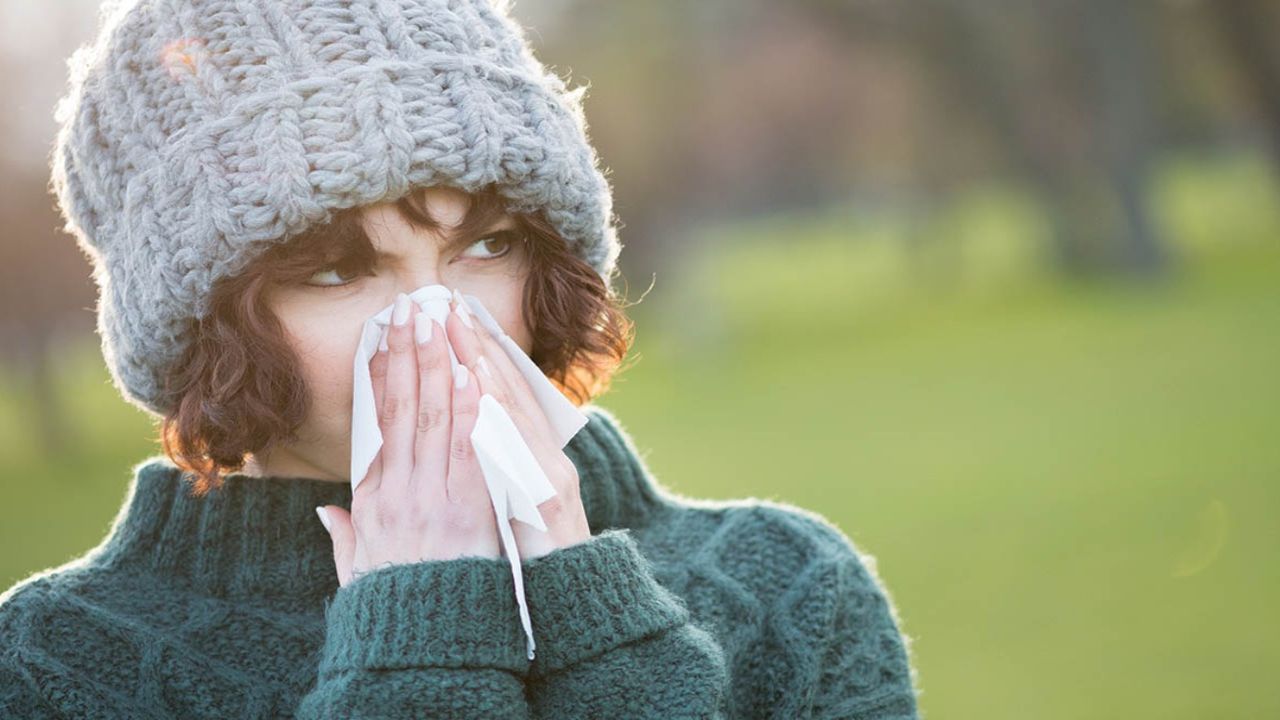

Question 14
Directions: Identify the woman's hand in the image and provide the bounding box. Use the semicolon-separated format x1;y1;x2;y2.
444;290;592;561
317;292;501;588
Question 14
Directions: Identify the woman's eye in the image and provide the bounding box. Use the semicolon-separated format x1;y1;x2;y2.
302;232;518;288
303;256;370;288
459;231;518;261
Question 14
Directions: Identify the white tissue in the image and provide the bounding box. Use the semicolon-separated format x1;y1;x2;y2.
349;284;589;660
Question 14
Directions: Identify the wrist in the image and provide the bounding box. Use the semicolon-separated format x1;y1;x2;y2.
514;506;591;560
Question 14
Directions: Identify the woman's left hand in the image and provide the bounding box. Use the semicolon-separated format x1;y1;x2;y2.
443;292;591;560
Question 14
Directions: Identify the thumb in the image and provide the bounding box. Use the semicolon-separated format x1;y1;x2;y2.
316;505;356;588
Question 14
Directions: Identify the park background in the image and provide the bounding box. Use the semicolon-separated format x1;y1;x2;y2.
2;1;1277;718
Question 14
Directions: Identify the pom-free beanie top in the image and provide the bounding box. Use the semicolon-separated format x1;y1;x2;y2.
48;0;622;419
0;406;923;718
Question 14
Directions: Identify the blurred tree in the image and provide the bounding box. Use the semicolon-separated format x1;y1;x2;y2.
0;166;96;459
1081;0;1168;273
1209;0;1280;175
888;0;1171;275
0;7;100;460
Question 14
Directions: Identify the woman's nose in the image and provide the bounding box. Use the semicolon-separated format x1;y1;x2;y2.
400;275;442;294
390;269;470;308
394;262;448;295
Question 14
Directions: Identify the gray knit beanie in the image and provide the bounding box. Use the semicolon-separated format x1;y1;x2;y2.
49;0;622;418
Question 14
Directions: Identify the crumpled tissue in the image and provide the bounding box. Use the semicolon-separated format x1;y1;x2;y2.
349;284;589;660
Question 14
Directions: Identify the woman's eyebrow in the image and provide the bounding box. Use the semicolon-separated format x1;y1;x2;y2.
442;218;518;245
372;217;517;256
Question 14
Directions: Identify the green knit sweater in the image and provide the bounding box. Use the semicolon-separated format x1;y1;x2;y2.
0;405;922;718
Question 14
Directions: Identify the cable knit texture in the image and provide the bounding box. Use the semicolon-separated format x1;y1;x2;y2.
49;0;622;418
0;406;923;718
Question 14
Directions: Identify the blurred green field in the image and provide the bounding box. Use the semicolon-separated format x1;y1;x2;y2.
3;151;1277;719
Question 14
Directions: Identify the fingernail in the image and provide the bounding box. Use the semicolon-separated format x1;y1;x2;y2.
454;301;474;328
392;293;411;326
378;325;389;353
453;363;469;390
414;312;432;344
451;289;474;328
476;355;493;378
315;506;331;532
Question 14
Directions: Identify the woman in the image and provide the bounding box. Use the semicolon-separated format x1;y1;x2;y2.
0;1;921;718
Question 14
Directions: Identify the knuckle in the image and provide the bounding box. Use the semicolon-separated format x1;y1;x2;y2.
372;498;404;530
380;394;410;426
538;493;567;516
550;453;577;480
387;326;410;352
453;396;476;417
419;345;447;372
493;385;514;407
440;504;481;534
417;405;448;434
449;437;472;465
508;403;535;429
405;504;431;533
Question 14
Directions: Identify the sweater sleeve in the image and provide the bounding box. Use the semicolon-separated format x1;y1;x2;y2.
0;659;59;719
294;554;533;720
521;529;731;719
809;546;922;719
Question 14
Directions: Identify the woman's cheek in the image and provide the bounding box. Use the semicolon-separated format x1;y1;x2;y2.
281;311;360;426
467;282;533;354
297;343;356;453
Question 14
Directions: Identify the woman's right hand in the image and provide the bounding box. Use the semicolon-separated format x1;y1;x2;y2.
317;292;501;588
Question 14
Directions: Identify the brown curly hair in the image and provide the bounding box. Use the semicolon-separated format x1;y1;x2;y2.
159;185;637;496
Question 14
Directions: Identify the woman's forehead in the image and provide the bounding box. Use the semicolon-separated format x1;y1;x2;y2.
359;193;516;252
414;186;473;226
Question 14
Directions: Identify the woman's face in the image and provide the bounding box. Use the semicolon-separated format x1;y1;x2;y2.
248;186;533;482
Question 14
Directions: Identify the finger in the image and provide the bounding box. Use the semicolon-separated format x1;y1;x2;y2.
470;354;516;422
449;293;562;497
317;505;356;588
362;324;390;494
462;347;577;534
380;293;419;492
449;292;553;449
466;352;570;500
456;291;539;409
446;362;487;506
468;314;556;448
411;311;451;504
445;291;485;369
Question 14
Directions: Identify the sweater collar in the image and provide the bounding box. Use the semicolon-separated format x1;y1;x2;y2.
94;406;671;606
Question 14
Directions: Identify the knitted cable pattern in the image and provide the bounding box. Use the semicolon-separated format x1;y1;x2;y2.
49;0;622;417
0;406;923;718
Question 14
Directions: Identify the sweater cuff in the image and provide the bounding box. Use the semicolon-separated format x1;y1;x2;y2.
318;555;531;676
523;528;690;674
